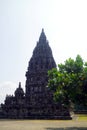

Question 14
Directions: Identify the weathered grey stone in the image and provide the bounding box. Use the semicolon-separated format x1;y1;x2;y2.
0;29;71;119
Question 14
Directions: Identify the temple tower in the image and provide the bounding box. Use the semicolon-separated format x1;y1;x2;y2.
25;29;56;103
25;29;58;118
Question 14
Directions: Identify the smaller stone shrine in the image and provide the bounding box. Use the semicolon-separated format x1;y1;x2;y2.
0;29;71;119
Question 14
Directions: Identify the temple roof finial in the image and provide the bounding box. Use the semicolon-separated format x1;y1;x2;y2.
19;82;21;88
42;28;44;32
14;82;24;97
39;28;46;41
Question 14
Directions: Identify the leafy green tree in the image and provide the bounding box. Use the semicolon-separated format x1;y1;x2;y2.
48;55;87;108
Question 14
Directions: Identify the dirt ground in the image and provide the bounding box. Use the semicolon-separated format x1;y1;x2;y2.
0;120;87;130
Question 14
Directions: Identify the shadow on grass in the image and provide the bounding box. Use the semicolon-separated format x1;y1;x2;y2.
46;127;87;130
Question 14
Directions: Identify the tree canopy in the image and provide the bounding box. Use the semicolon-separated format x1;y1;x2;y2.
48;55;87;108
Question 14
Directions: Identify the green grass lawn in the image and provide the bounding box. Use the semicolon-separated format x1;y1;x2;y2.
77;114;87;121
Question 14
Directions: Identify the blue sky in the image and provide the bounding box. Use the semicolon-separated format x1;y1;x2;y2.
0;0;87;103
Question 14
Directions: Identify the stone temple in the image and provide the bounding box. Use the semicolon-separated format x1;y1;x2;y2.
0;29;71;119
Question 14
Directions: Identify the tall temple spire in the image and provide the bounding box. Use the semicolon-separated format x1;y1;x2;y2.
26;29;56;97
28;29;56;72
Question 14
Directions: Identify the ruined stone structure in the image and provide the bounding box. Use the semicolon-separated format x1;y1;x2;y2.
0;29;71;119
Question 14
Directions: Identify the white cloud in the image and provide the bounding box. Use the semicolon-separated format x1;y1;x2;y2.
0;81;17;104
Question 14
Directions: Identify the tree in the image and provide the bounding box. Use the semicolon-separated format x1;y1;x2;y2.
48;55;87;109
